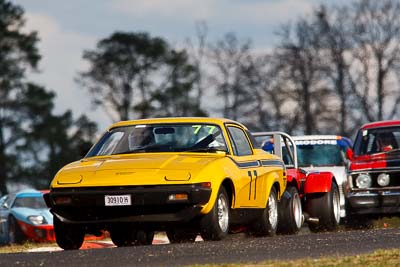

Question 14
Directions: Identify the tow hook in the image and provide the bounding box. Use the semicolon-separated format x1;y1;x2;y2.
303;213;319;224
307;217;319;224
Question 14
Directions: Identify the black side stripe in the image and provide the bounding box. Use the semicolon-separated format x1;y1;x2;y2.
253;170;257;200
248;170;252;200
261;160;285;168
229;158;284;169
235;160;261;168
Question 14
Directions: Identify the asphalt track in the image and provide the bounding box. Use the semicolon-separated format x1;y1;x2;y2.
1;228;400;267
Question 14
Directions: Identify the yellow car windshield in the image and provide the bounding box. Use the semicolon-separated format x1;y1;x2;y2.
86;123;228;156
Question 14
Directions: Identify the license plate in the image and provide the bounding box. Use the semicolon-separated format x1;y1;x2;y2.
104;195;131;206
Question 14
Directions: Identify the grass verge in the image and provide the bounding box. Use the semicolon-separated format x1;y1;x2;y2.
194;249;400;267
0;241;58;253
373;216;400;229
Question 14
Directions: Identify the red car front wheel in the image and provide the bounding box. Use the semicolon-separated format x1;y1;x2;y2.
8;216;26;244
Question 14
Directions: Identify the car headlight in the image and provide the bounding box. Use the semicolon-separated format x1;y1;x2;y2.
377;173;390;187
28;215;46;225
356;173;372;189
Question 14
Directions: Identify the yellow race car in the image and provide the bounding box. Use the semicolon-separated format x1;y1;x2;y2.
44;117;287;250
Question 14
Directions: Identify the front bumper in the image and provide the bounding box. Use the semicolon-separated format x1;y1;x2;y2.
346;188;400;215
44;184;212;224
18;221;55;242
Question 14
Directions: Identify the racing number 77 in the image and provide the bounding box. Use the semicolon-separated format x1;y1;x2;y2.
247;170;258;200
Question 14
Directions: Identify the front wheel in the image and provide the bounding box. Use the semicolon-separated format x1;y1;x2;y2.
251;187;278;236
8;216;26;244
277;186;302;235
135;230;154;245
54;216;85;250
110;225;154;247
307;183;340;232
166;228;197;243
344;202;374;230
200;187;230;241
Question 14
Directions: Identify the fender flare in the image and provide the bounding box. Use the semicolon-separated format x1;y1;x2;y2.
262;175;283;207
200;177;234;214
286;173;295;184
304;172;335;194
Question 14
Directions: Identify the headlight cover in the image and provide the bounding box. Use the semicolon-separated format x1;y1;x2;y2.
356;173;372;189
28;215;46;225
377;173;390;187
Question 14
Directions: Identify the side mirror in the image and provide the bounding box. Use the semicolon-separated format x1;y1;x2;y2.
2;203;8;209
346;148;353;160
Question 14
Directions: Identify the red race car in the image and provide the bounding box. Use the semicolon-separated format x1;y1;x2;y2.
253;132;341;233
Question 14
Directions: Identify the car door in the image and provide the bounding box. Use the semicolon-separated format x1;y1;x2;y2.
226;125;265;208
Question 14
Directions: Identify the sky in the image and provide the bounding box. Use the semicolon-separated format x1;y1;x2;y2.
10;0;346;131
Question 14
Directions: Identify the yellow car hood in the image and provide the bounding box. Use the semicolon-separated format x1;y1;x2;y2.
52;153;225;187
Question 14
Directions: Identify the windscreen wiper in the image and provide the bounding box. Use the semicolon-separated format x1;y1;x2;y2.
185;147;227;153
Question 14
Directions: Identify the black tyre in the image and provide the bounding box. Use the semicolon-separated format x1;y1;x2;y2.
8;216;26;244
344;214;374;230
251;187;278;236
110;225;133;247
277;186;302;235
344;202;374;230
200;187;230;241
110;225;154;247
306;182;340;232
166;228;197;243
134;229;154;245
54;216;84;250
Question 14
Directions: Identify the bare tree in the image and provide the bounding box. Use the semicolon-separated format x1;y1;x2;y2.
348;0;400;122
185;21;208;115
315;5;361;136
240;53;289;131
151;49;203;117
208;33;253;120
273;20;333;134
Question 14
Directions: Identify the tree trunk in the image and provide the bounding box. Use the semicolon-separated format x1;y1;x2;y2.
0;120;8;194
